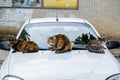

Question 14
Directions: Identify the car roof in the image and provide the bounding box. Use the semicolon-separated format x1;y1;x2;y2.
16;17;100;39
29;17;87;23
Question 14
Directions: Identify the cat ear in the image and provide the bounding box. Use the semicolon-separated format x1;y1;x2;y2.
53;36;56;40
9;37;16;41
9;37;14;41
98;36;106;42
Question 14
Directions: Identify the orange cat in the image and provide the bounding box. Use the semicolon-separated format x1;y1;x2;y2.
47;34;72;53
9;37;39;53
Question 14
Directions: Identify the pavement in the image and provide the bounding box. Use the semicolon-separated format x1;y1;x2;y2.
109;48;120;62
0;49;9;67
0;49;9;60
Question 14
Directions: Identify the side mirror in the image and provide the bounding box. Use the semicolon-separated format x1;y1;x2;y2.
106;40;120;49
0;41;10;51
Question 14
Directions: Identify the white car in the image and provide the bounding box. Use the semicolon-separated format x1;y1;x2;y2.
0;18;120;80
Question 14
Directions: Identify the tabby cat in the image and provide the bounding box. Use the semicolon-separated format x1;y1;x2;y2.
9;37;39;53
47;34;72;53
85;38;105;53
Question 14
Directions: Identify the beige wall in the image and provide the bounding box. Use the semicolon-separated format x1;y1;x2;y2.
0;0;120;40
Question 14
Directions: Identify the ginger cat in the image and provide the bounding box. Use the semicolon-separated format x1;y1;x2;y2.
47;34;72;53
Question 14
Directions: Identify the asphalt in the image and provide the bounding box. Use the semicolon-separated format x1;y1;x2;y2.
0;49;9;60
109;48;120;62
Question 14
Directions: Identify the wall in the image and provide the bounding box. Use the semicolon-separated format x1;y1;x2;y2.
0;0;120;40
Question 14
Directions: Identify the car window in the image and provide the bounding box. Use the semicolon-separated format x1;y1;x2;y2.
19;22;98;49
18;29;30;40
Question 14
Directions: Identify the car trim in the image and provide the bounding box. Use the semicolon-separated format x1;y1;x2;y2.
3;75;24;80
105;73;120;80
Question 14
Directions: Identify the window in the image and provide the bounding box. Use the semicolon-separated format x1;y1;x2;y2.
22;22;97;49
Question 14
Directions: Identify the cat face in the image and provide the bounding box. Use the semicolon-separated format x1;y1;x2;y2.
98;37;106;42
9;37;18;46
47;36;57;46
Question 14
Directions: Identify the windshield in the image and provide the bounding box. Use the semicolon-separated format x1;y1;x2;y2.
19;22;98;50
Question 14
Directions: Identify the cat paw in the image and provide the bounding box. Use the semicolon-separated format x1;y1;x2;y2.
55;50;64;53
55;50;60;53
51;48;55;51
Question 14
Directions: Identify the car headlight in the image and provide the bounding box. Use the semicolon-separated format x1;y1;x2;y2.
106;73;120;80
2;75;24;80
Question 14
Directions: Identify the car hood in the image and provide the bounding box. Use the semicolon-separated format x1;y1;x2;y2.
8;50;120;80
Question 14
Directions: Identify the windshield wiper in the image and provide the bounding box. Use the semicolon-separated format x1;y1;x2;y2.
72;47;86;50
39;48;50;50
38;47;86;50
38;47;52;50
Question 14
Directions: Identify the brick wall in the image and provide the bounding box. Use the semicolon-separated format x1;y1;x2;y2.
0;0;120;40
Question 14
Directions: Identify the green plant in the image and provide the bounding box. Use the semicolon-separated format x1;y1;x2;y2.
89;33;96;40
81;33;89;44
74;33;97;44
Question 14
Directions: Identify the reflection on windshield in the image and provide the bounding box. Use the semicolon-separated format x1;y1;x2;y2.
20;22;98;50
